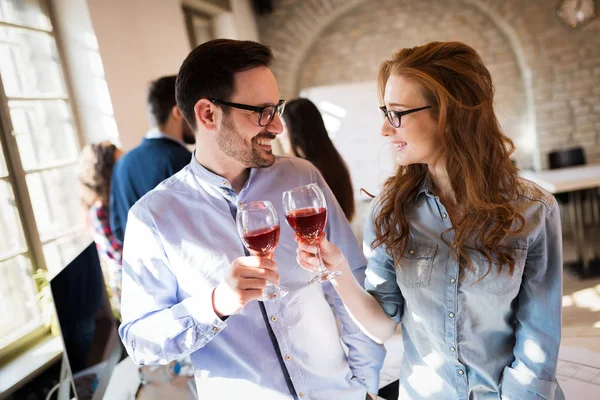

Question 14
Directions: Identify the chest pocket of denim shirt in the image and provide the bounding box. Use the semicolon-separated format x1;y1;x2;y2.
475;248;527;295
397;239;437;288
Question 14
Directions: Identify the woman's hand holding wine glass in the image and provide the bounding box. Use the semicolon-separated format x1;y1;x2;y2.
294;231;351;278
283;183;343;284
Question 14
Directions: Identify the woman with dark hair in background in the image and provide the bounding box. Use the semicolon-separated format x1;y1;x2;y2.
281;98;355;222
79;141;123;309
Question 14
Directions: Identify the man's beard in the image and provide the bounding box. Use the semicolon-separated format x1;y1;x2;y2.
218;115;275;168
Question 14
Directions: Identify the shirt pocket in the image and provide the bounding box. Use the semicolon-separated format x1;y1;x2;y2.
397;239;437;288
475;247;527;295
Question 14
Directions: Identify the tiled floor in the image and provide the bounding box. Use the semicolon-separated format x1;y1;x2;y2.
561;228;600;330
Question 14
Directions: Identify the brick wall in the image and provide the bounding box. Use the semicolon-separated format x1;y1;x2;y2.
258;0;600;170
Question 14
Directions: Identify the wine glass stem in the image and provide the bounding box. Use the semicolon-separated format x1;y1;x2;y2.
263;252;277;286
314;239;328;275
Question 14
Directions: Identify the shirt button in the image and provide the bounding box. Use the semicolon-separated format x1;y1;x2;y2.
271;316;277;322
458;369;464;375
299;393;305;398
442;213;448;219
449;312;455;318
222;180;228;186
238;201;243;207
450;346;456;352
450;278;456;284
285;354;291;361
409;249;415;255
212;326;220;332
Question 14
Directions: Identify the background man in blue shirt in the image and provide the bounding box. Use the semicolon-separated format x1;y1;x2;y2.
119;39;384;399
110;75;195;244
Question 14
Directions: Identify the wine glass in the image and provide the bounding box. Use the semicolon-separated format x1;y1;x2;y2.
282;183;341;284
236;201;289;300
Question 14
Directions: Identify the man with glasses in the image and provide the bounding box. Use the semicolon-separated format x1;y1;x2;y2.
118;39;384;399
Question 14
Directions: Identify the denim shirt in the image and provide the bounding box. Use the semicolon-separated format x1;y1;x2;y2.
119;155;385;399
364;175;564;400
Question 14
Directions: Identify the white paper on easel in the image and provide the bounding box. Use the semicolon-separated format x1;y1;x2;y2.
557;346;600;400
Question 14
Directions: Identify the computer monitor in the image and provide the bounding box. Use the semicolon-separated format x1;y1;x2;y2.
50;242;122;400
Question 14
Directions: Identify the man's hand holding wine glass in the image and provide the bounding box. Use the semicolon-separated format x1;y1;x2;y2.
212;256;280;318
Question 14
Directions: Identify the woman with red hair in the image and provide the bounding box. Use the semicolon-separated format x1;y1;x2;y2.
296;41;563;399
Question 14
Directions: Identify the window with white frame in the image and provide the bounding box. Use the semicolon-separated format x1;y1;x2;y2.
0;0;88;359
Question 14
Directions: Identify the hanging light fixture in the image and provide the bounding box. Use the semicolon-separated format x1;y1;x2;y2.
556;0;596;28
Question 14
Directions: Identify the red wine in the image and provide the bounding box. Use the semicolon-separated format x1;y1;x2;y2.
286;207;327;242
243;225;280;255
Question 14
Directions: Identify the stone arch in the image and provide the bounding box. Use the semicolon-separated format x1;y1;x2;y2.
258;0;539;169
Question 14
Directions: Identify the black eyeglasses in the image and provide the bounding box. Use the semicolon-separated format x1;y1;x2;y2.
379;105;432;128
210;99;286;127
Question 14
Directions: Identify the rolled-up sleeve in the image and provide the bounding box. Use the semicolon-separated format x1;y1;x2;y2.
500;200;564;400
118;205;227;365
363;200;404;324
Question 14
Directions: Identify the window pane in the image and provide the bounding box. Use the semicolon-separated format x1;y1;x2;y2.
43;230;91;274
0;255;42;351
0;144;7;177
0;0;51;31
0;26;66;98
0;180;27;259
26;164;83;243
9;100;78;171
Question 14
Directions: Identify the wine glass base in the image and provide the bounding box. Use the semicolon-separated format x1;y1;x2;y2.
308;270;342;284
261;285;289;301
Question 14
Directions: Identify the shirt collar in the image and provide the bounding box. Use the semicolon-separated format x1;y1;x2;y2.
415;173;437;202
189;151;257;192
145;127;189;149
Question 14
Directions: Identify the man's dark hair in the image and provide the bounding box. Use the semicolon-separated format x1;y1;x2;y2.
176;39;273;130
147;75;177;127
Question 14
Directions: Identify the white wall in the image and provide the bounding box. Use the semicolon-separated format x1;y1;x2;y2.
86;0;191;150
231;0;260;42
213;12;238;39
300;81;397;199
213;0;260;41
54;0;260;150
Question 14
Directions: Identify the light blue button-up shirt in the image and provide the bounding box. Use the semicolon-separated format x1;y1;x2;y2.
364;175;564;400
119;155;385;399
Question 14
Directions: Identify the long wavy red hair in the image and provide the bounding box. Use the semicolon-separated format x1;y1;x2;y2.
373;41;525;277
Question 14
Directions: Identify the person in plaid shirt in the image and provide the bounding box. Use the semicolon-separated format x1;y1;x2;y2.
79;141;123;309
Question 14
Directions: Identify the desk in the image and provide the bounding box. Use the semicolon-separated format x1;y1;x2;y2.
520;165;600;278
104;358;195;400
